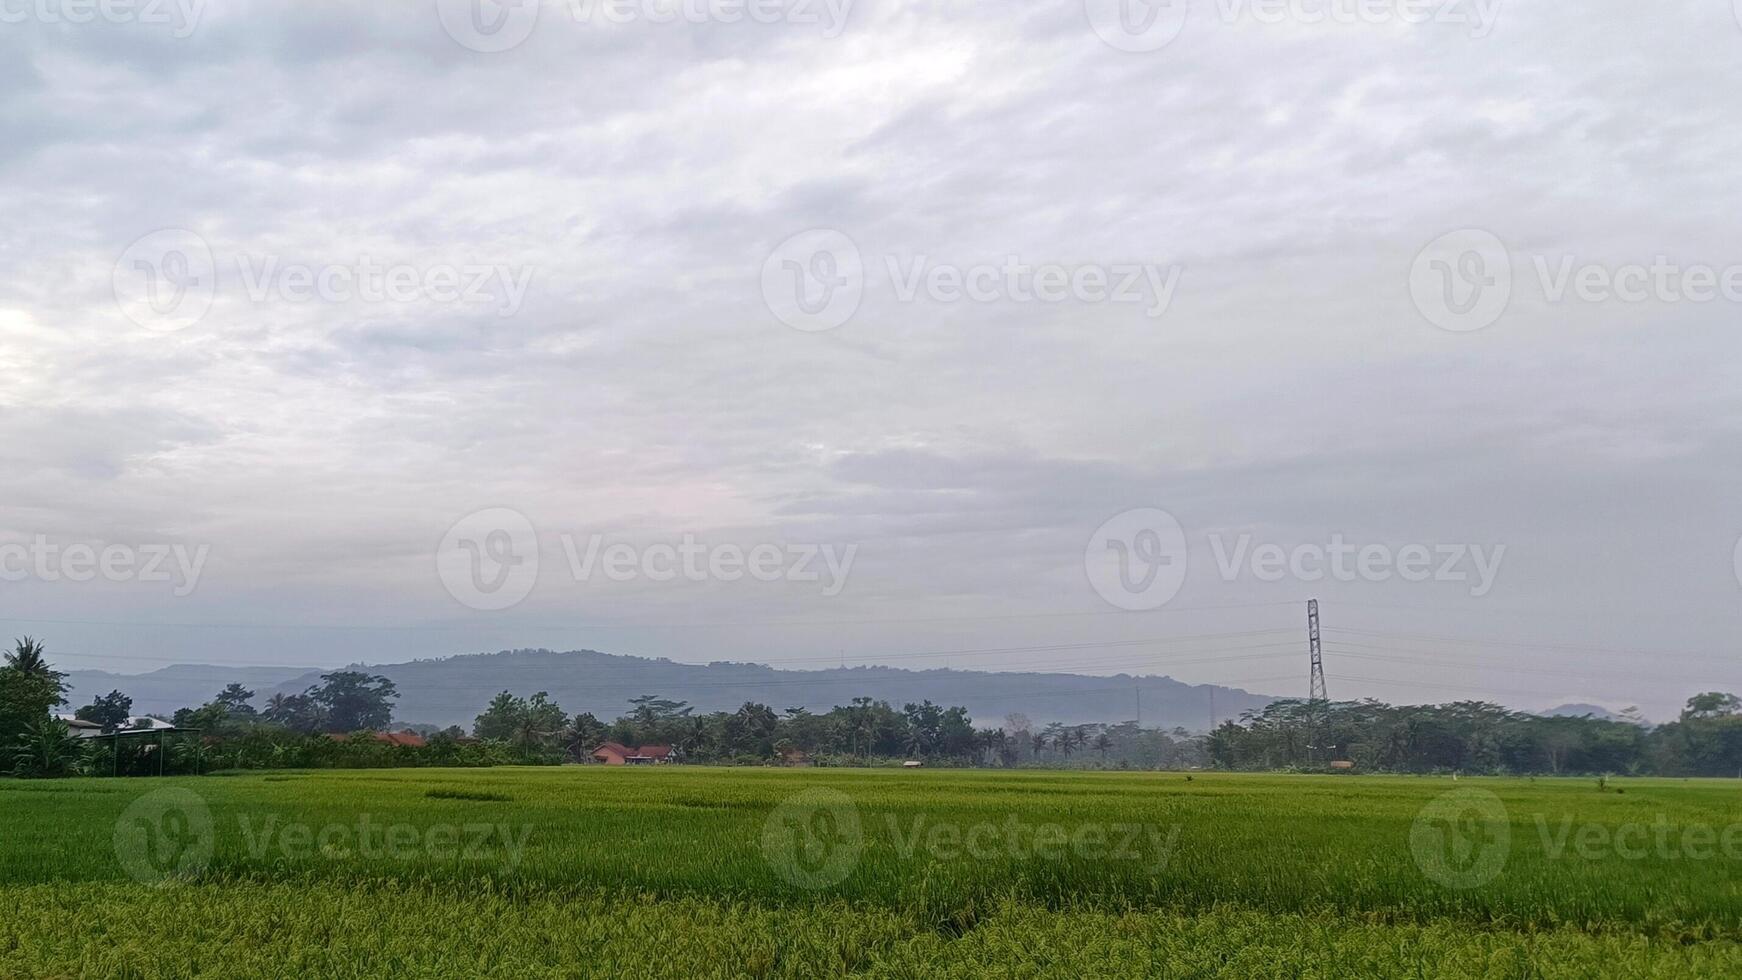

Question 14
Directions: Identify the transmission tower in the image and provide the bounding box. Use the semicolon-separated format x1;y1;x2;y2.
1307;598;1328;765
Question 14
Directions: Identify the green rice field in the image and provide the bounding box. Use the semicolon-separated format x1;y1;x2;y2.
3;768;1740;977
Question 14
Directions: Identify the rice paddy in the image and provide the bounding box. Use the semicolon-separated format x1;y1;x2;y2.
3;768;1739;977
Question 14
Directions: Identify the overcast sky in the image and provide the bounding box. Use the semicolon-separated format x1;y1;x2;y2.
3;1;1740;721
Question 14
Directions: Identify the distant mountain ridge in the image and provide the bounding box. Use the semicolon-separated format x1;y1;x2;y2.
65;648;1278;732
1544;702;1636;723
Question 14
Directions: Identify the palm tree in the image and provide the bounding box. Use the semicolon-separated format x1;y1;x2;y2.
514;715;549;752
975;728;1000;766
680;716;707;760
5;636;56;677
1055;727;1080;758
847;697;876;763
262;693;290;723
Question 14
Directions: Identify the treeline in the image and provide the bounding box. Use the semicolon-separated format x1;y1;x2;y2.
484;693;1208;769
12;635;1742;778
1210;695;1742;777
0;637;1205;775
0;636;428;777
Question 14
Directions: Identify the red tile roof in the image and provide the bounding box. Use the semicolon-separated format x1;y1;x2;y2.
378;731;428;748
591;742;672;760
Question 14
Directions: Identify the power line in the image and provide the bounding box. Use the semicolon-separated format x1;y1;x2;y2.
1323;646;1732;687
1323;625;1740;668
1322;672;1632;705
1327;600;1723;624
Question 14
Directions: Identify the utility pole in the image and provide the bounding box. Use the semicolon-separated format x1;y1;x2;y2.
1307;598;1328;765
1134;681;1141;728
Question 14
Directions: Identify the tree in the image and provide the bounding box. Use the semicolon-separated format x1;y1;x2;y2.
520;692;568;744
622;695;692;746
214;684;259;719
1665;692;1742;777
12;718;87;778
722;702;780;758
1681;693;1741;721
902;701;945;758
781;707;829;753
75;690;134;733
0;638;69;773
1050;724;1083;758
976;728;1007;766
261;692;325;733
474;691;526;742
844;697;876;761
564;712;608;760
172;682;271;735
4;637;59;679
474;691;568;756
939;706;977;760
172;701;233;733
306;671;397;732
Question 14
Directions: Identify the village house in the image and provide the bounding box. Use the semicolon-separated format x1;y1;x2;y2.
590;742;673;765
55;715;178;739
59;717;105;739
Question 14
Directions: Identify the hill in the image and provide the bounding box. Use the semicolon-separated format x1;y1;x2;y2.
67;648;1277;732
1543;702;1624;722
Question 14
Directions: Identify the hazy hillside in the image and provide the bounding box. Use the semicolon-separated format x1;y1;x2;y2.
70;648;1277;732
1543;703;1631;723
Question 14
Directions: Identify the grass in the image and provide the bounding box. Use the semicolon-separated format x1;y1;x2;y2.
423;787;513;802
3;768;1740;976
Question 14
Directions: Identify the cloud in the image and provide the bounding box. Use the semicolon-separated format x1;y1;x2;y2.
2;1;1740;719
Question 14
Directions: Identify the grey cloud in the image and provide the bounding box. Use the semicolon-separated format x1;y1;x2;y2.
2;1;1740;720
